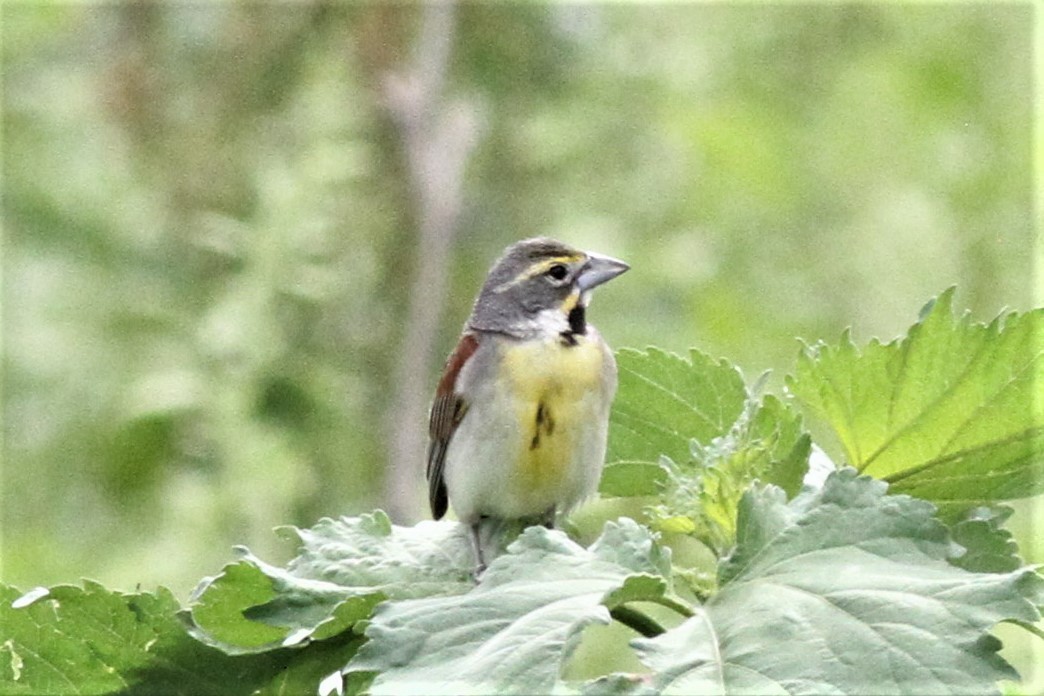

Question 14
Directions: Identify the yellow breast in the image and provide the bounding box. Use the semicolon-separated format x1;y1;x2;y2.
500;337;606;495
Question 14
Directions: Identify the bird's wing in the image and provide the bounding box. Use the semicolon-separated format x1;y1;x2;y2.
427;332;480;520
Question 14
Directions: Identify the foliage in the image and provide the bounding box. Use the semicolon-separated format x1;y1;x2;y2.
186;513;473;655
0;582;359;696
625;472;1039;696
2;290;1042;695
787;288;1044;518
347;520;672;695
604;349;809;559
3;2;1040;692
3;3;1037;600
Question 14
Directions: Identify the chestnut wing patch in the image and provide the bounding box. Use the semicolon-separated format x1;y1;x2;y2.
426;333;480;520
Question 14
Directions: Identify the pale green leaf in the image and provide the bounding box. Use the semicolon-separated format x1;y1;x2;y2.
346;519;670;696
574;672;658;695
188;511;475;653
277;511;475;595
949;506;1023;573
787;288;1044;515
629;470;1043;695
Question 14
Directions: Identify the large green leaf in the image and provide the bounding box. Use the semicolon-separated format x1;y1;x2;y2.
618;470;1042;695
277;512;475;595
787;288;1044;515
187;511;474;653
0;581;358;696
608;347;749;464
604;348;749;495
1;581;160;695
344;519;671;696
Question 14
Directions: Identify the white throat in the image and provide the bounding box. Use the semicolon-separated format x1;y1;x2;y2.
526;307;571;337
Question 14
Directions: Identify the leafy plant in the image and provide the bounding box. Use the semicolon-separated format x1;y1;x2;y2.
2;290;1042;695
788;289;1044;517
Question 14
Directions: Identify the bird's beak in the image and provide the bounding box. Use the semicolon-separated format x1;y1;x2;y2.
576;252;629;292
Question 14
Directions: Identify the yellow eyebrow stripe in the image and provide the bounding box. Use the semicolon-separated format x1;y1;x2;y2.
494;254;585;292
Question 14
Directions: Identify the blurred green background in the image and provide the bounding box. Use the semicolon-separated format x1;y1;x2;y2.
2;0;1039;616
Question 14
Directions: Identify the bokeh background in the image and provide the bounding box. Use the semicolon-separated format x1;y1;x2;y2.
2;2;1039;672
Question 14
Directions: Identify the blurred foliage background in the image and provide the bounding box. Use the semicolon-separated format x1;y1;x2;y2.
2;0;1038;625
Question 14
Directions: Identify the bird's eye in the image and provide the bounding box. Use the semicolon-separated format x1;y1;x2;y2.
546;264;568;281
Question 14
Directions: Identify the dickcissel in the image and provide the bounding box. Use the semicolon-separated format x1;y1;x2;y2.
427;237;629;572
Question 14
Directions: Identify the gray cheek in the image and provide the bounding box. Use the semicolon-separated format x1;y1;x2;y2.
519;290;547;313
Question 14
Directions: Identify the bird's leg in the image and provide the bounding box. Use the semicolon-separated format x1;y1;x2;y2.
469;521;487;580
541;505;557;530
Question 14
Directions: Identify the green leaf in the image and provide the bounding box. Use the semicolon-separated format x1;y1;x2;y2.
0;581;359;696
188;511;475;653
787;288;1044;516
576;673;658;695
0;581;157;695
588;515;674;577
345;519;671;695
599;460;668;497
607;348;748;467
649;395;811;558
187;560;292;653
278;512;475;595
949;506;1023;573
605;348;811;557
626;469;1043;695
634;611;775;696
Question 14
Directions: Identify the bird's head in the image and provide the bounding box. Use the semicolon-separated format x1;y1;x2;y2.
468;237;629;339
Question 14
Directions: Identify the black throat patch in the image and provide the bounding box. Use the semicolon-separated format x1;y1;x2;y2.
561;304;586;346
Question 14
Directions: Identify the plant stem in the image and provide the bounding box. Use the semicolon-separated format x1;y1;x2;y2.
653;593;696;618
610;606;665;638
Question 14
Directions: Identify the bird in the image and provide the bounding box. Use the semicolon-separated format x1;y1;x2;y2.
426;237;629;574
